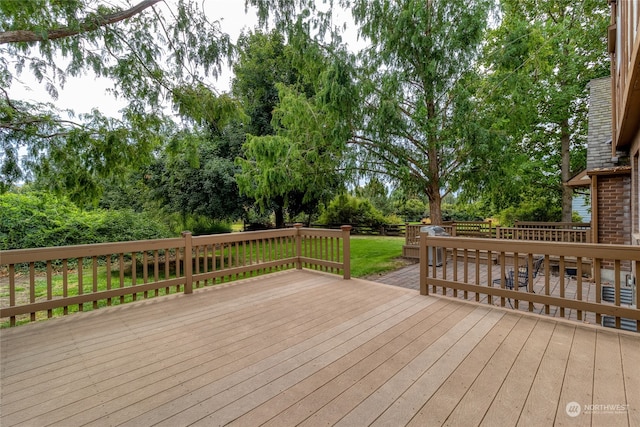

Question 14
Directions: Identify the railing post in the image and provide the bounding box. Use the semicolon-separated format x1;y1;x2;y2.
294;223;303;270
341;225;352;279
419;232;427;295
182;231;193;294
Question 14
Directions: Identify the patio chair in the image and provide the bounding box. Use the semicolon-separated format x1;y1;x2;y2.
492;257;544;307
493;257;544;290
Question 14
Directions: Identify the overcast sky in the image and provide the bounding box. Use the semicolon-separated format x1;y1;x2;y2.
8;1;260;117
8;1;362;119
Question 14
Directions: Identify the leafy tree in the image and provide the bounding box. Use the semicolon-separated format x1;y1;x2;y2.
482;0;609;220
347;0;497;224
146;123;248;225
394;198;427;223
234;30;348;227
1;0;233;202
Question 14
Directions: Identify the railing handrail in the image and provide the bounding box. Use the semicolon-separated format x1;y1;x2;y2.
0;225;352;326
514;221;591;229
418;235;639;332
406;222;593;247
496;226;591;243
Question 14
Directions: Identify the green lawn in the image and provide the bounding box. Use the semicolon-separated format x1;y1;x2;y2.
350;235;409;278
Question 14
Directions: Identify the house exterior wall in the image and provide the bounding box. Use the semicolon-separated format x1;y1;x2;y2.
610;0;640;150
610;0;640;251
595;174;631;245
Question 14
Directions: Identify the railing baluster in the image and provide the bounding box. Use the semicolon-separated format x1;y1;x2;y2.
93;256;99;309
576;257;583;320
78;257;84;312
143;251;149;294
614;259;621;329
132;252;137;302
63;259;69;315
119;253;125;304
9;264;16;326
47;260;53;318
29;262;35;322
107;255;112;305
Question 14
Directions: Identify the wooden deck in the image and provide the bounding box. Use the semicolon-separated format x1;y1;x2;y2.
1;269;638;426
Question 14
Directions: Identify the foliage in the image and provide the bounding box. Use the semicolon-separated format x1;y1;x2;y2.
355;177;393;216
348;0;497;224
495;200;563;227
146;123;248;223
481;0;609;220
441;202;487;222
164;214;232;236
1;0;234;202
234;30;349;227
318;193;387;228
0;190;171;250
394;198;427;223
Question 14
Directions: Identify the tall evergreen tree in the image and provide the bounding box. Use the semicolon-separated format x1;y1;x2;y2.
348;0;496;224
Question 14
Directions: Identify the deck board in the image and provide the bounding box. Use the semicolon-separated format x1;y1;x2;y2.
1;269;638;427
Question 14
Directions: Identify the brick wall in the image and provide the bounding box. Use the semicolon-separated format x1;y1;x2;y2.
597;174;631;245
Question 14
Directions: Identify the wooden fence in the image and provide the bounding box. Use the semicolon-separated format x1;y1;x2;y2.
0;225;351;327
305;223;406;236
419;236;639;332
514;221;591;229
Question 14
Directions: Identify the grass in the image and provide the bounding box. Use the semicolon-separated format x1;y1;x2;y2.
350;235;409;278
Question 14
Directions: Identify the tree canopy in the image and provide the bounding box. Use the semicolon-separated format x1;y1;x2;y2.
1;0;232;201
481;0;609;219
1;0;612;232
346;0;496;224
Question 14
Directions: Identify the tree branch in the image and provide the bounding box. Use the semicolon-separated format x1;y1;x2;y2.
0;0;162;45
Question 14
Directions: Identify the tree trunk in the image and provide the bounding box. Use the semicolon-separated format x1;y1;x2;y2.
560;118;573;223
427;175;443;225
428;192;443;225
274;197;285;228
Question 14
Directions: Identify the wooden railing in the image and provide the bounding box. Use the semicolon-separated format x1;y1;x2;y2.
419;235;639;331
405;222;488;245
514;221;591;229
496;227;591;243
405;222;593;259
0;225;352;327
444;220;494;237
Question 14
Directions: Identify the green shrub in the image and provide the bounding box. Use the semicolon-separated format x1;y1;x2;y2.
318;194;387;228
394;198;427;222
0;191;172;250
496;200;562;227
167;214;232;235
